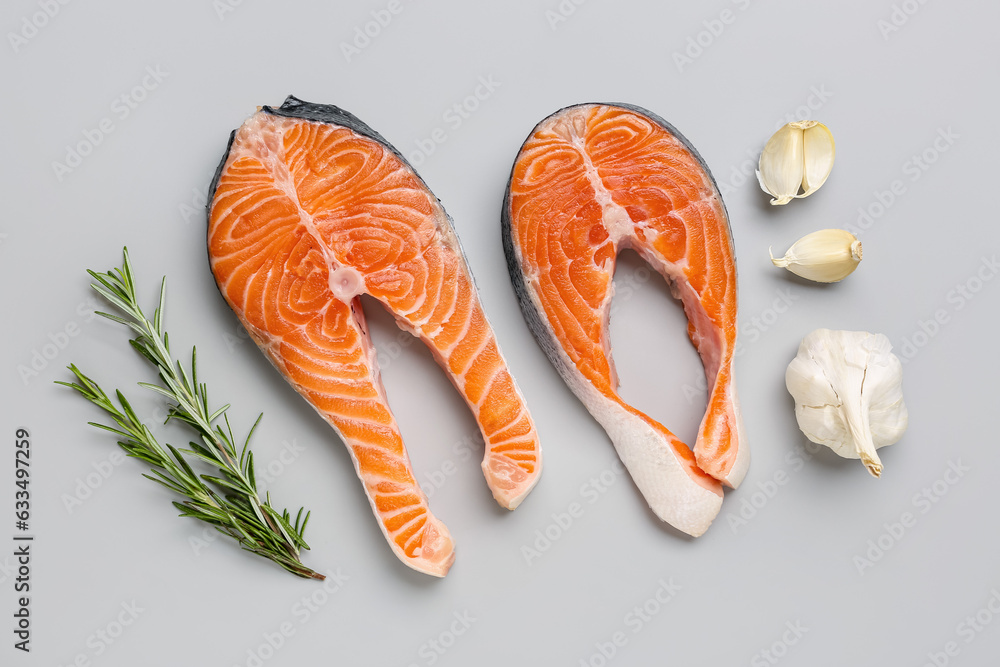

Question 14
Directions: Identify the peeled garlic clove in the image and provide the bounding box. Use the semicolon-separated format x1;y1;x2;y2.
757;121;835;205
770;229;862;283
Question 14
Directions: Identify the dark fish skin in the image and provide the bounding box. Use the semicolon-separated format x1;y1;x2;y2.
264;96;409;165
500;102;736;383
207;128;236;223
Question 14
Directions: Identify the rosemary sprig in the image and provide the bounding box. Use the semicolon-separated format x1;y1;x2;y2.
56;248;324;581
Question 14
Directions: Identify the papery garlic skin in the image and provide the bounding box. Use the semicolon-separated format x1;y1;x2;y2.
757;121;836;205
785;329;908;477
770;229;862;283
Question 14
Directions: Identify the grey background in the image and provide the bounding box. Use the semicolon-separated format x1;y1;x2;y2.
3;0;998;665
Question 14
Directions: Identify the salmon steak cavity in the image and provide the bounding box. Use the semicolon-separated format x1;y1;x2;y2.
502;103;747;537
208;96;542;576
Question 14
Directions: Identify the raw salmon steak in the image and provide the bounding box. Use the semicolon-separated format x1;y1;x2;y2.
208;96;542;576
502;103;747;537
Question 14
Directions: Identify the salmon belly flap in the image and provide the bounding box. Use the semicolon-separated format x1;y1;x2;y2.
207;97;542;577
502;103;748;537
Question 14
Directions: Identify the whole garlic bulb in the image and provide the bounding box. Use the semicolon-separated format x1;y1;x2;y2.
785;329;908;477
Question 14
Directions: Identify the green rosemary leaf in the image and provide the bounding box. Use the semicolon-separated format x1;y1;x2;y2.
144;472;189;497
246;451;257;493
200;474;246;495
208;403;230;424
129;339;161;367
